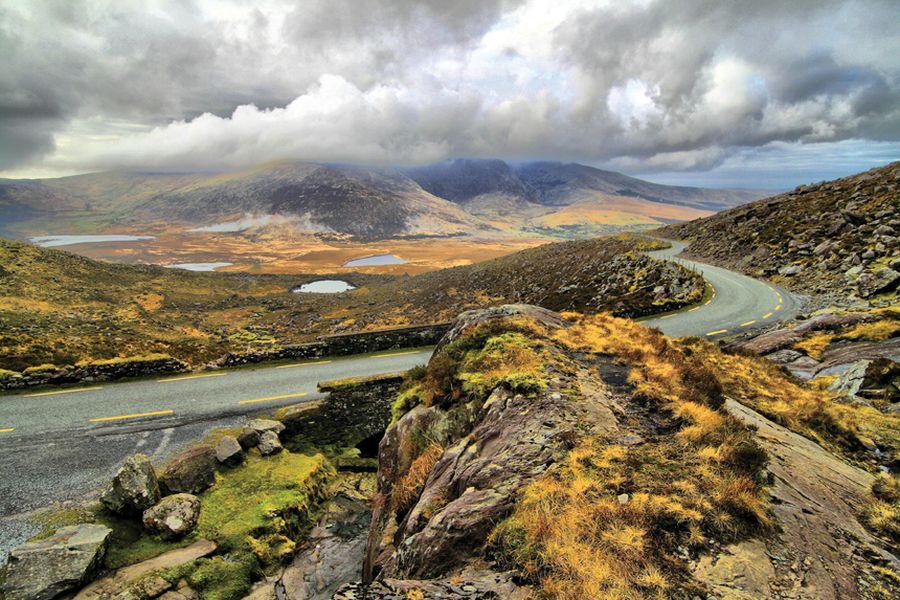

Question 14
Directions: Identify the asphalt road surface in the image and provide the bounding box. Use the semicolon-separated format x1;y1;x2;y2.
0;241;799;559
643;240;800;338
0;348;432;560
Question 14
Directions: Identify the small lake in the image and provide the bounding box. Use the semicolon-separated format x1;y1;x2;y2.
164;262;233;272
292;280;356;294
343;254;408;267
30;235;155;247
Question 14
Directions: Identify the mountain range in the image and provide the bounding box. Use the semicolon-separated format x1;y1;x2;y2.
0;159;767;240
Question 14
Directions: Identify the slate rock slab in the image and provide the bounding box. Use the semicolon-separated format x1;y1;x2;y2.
1;524;111;600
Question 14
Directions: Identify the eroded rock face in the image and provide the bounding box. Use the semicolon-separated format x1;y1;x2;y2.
364;305;601;581
159;446;216;495
101;453;161;515
143;493;201;538
1;524;111;600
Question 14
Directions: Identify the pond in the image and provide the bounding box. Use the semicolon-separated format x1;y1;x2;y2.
164;262;233;272
292;280;356;293
30;235;155;247
343;254;408;267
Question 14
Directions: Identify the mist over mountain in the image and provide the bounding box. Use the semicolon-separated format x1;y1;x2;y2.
0;159;769;241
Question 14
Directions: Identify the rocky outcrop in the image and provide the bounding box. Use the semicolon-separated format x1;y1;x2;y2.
364;305;605;582
713;399;900;599
143;493;201;538
1;524;111;600
101;454;161;515
159;446;216;495
736;312;877;356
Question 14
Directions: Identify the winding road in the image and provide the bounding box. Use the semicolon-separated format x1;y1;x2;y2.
643;240;800;338
0;240;799;559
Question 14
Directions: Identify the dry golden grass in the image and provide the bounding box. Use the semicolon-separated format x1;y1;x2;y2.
795;332;834;360
392;442;444;513
490;313;770;598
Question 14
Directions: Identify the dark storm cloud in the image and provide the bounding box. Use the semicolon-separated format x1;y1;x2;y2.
0;0;897;179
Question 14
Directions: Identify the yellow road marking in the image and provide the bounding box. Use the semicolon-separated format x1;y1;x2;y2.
373;351;420;359
276;360;333;369
706;329;728;336
740;320;756;327
239;392;307;405
688;306;701;312
158;372;227;383
25;386;103;397
660;314;676;319
89;409;173;423
0;427;14;433
768;286;774;291
763;312;773;319
775;305;782;311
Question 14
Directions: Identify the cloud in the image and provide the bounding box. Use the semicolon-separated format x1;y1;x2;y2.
0;0;897;183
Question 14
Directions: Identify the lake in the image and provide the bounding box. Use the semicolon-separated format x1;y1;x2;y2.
292;280;356;293
343;254;408;267
30;235;155;247
164;262;233;272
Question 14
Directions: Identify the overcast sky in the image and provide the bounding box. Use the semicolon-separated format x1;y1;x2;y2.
1;0;898;188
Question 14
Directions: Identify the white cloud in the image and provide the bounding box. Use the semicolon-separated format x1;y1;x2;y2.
0;0;898;186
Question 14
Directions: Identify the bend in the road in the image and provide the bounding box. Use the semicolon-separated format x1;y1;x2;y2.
642;239;800;338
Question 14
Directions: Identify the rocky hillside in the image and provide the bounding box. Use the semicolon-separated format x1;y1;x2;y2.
373;235;704;323
660;162;900;306
404;159;764;211
2;159;765;241
0;235;700;371
357;305;899;598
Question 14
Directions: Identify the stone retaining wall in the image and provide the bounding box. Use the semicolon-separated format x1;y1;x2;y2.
217;322;450;367
0;355;189;391
280;371;406;449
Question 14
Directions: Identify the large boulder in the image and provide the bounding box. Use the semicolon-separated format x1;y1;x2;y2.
1;524;111;600
101;453;161;515
159;446;216;495
215;435;244;467
143;493;201;538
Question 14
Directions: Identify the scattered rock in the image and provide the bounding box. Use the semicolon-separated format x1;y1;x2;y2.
258;430;283;455
1;524;111;600
143;493;201;538
237;426;260;449
247;418;285;435
159;446;216;495
334;570;531;600
101;453;161;515
215;435;244;467
857;267;900;298
778;264;804;276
